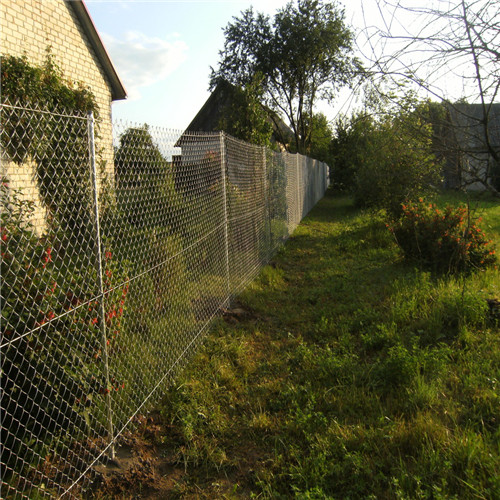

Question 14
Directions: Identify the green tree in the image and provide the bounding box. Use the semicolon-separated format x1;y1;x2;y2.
114;126;181;229
353;101;443;217
210;0;360;154
330;112;374;191
303;112;333;162
218;76;273;147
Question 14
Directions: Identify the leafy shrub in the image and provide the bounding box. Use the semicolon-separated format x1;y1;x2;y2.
353;115;442;217
1;55;99;247
115;126;183;230
388;199;497;273
332;100;443;215
330;112;373;191
1;181;130;472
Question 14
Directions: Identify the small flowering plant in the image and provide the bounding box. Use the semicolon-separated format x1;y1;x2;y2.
387;198;497;274
1;179;130;440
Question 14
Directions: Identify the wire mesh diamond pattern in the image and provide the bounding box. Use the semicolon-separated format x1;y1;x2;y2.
1;99;329;498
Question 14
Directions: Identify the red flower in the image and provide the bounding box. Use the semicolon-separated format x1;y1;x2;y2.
42;247;52;268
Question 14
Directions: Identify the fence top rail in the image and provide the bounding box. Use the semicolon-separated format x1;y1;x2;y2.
0;98;88;120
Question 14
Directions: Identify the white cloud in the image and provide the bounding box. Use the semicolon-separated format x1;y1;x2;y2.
102;31;188;100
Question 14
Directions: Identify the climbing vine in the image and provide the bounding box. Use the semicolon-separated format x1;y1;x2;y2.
1;53;100;241
1;52;97;116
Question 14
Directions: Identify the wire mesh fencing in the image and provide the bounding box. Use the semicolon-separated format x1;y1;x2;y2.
1;99;329;498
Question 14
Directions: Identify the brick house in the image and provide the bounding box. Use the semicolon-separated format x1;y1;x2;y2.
1;0;126;138
0;0;126;229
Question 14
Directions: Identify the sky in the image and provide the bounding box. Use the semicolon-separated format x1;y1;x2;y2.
84;0;495;130
85;0;379;130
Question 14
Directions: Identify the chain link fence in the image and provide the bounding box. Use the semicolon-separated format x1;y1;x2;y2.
1;99;329;498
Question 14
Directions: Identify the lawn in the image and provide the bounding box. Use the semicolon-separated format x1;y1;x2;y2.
94;190;500;499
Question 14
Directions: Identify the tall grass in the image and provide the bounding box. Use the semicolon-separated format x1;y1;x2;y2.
157;191;499;499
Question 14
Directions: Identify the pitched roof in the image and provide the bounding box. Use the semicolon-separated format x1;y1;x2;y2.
184;80;234;132
68;0;127;101
182;80;293;147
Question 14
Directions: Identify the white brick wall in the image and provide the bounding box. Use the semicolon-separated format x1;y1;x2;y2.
1;0;117;233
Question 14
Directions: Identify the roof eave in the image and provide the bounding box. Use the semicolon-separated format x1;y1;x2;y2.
68;0;127;101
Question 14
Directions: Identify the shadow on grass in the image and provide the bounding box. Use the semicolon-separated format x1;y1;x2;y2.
99;191;500;500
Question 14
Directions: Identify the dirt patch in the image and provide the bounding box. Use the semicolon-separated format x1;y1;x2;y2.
91;413;186;499
90;304;265;499
221;301;257;324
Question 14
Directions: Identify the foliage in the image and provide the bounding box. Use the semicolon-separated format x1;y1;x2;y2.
330;112;374;190
211;0;360;154
1;54;99;244
388;198;497;274
114;126;183;230
303;112;333;163
109;229;197;427
0;53;97;116
217;76;273;147
0;53;137;486
0;180;130;473
361;0;500;195
352;100;443;217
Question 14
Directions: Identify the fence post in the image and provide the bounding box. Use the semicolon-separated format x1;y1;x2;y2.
262;146;273;262
88;111;115;460
296;154;301;224
220;132;231;307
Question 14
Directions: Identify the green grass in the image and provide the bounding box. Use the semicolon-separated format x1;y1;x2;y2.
157;191;500;499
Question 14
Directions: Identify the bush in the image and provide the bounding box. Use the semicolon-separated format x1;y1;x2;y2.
115;126;183;231
1;181;130;472
330;112;373;191
353;115;442;217
388;199;497;273
331;100;443;216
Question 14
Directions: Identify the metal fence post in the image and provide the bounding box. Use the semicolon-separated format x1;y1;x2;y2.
296;154;301;224
262;146;273;262
88;111;115;460
220;132;231;307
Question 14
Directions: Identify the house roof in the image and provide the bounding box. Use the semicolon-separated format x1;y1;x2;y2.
180;79;293;147
68;1;127;101
185;80;235;133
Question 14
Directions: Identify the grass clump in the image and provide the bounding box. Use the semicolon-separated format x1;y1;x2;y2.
155;191;499;499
